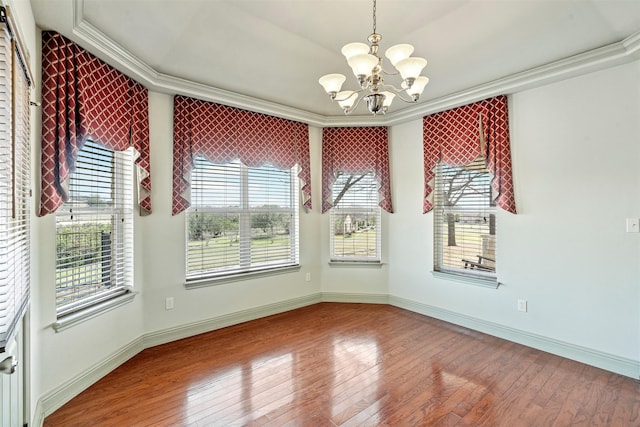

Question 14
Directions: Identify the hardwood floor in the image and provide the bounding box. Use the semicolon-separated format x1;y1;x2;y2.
44;303;640;426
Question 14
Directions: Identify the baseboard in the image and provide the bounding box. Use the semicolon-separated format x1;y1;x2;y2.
321;292;389;304
32;291;639;426
142;293;322;348
389;295;640;379
34;335;145;426
32;396;44;427
33;293;321;426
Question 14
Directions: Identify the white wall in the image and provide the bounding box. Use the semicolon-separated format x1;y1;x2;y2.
141;93;322;335
9;2;637;420
388;60;640;361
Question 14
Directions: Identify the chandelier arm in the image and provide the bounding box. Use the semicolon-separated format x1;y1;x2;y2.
379;65;400;76
333;88;366;102
379;85;417;103
344;92;369;114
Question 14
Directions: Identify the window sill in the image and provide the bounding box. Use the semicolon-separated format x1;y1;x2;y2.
431;270;500;289
185;265;301;289
53;291;137;333
328;261;384;268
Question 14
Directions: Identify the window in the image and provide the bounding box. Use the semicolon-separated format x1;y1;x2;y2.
186;158;299;280
329;172;381;262
434;157;496;279
0;14;32;348
55;140;134;317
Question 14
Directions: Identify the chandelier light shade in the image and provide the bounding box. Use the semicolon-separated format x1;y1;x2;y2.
337;91;357;110
384;43;414;66
318;0;429;115
403;76;430;99
318;74;347;97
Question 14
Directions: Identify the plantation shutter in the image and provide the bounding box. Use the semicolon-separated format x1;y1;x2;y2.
0;8;32;349
55;141;133;316
433;157;496;278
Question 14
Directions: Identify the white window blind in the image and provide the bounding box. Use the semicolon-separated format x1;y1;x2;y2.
55;140;134;317
0;13;31;349
329;172;381;262
0;14;31;348
186;158;299;280
434;157;496;279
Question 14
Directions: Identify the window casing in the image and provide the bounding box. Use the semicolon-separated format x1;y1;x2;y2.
329;172;381;262
434;157;496;279
55;140;134;317
186;158;299;280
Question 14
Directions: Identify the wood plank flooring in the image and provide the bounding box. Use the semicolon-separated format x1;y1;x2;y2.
44;303;640;426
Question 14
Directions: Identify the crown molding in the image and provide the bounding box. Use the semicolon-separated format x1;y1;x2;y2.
69;0;639;128
385;31;640;127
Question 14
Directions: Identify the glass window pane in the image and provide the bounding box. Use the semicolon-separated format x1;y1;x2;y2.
187;158;299;279
330;172;381;261
55;141;133;316
434;158;496;278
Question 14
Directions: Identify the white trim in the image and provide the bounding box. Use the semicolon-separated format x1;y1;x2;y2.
185;265;301;289
388;295;640;379
52;292;137;332
64;1;640;127
32;396;44;427
431;271;499;289
33;293;321;426
328;261;384;269
321;292;389;304
36;335;144;425
32;292;639;426
142;293;320;349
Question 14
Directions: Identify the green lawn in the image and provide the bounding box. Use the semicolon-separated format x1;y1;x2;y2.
332;229;377;257
55;262;105;305
188;234;292;271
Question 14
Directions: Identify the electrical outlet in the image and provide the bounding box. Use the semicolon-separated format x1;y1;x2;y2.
165;297;174;310
517;299;527;312
305;272;311;282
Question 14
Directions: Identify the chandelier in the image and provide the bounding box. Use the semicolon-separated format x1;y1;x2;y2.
318;0;429;115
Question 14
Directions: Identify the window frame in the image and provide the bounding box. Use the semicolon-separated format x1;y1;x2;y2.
54;141;134;319
433;158;497;285
329;171;382;263
185;158;300;282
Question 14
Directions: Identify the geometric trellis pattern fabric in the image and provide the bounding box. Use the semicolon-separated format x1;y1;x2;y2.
321;126;393;213
423;95;516;214
172;95;311;215
39;31;151;216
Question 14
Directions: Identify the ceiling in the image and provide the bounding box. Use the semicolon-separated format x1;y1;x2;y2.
30;0;640;124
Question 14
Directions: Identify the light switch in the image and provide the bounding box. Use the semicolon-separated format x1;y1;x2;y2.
626;218;640;233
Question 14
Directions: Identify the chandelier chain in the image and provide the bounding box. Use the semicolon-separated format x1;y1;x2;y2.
372;0;377;34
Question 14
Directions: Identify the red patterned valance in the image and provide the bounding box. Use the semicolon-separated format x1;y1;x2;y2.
322;127;392;213
172;95;311;215
39;32;151;216
423;95;516;214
